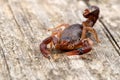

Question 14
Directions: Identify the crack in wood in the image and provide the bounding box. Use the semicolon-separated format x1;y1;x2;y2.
7;3;25;38
8;0;35;60
0;36;12;80
19;2;34;35
99;19;120;55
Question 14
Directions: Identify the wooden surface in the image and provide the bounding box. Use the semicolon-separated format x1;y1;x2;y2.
0;0;120;80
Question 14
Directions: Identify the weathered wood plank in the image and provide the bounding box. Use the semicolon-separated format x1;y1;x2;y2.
0;0;30;79
7;0;50;80
0;0;120;80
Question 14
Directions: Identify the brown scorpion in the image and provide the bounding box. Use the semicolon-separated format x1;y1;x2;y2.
40;6;100;59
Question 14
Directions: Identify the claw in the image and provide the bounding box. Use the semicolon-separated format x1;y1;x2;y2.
42;51;51;59
64;38;93;56
40;37;52;59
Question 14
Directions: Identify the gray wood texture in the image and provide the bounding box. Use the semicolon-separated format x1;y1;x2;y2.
0;0;120;80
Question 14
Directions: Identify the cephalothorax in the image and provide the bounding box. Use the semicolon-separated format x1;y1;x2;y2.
40;6;100;59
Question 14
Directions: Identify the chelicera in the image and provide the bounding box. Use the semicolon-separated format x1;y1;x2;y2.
40;6;100;59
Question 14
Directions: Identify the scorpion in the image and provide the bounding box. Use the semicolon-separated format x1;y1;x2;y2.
40;6;100;59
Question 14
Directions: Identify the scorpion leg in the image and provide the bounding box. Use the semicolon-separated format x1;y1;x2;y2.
81;27;87;40
48;24;69;31
86;27;100;43
82;22;100;42
65;38;93;56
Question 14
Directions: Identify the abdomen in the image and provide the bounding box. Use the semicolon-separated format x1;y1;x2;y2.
61;24;83;42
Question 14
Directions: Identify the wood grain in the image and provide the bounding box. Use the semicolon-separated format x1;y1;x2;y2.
0;0;120;80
